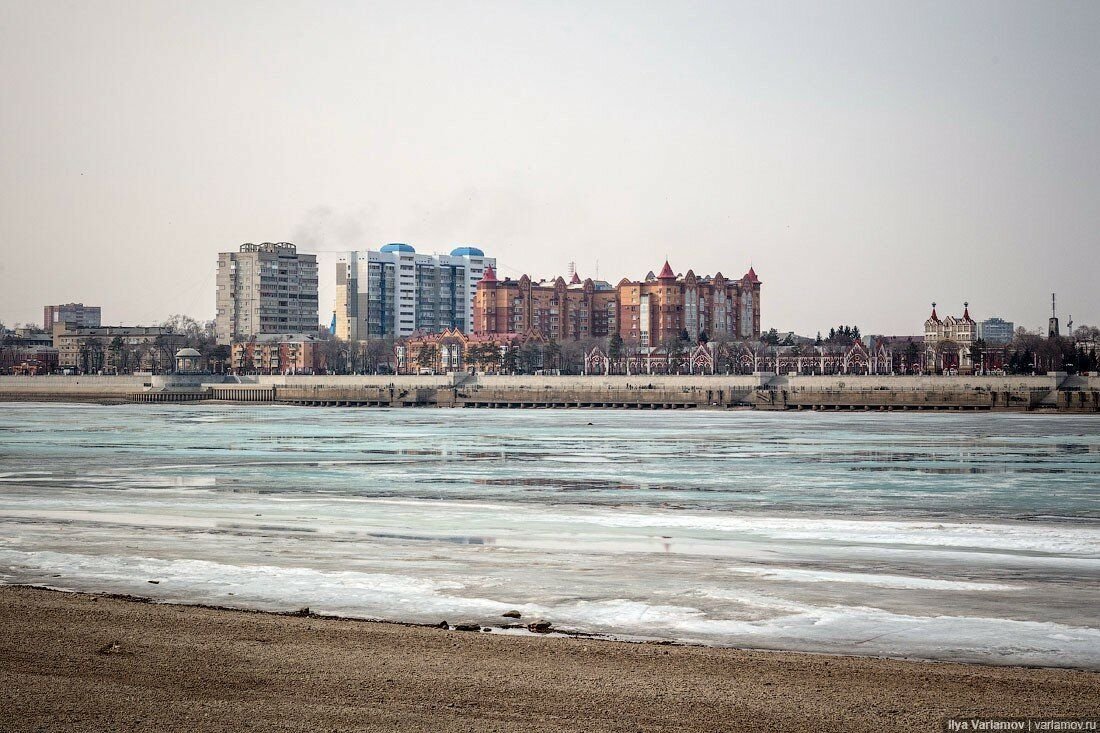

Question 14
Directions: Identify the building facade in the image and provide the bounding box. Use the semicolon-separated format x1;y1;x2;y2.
216;243;319;344
924;302;977;373
474;260;762;345
52;324;185;372
43;303;101;331
396;327;545;374
617;262;761;347
977;317;1015;345
473;267;618;341
230;334;325;374
335;244;494;341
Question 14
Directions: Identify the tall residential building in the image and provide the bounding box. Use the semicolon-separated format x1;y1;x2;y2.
617;262;761;347
474;260;762;345
215;242;319;344
976;317;1014;344
43;303;101;331
335;244;494;340
474;266;619;340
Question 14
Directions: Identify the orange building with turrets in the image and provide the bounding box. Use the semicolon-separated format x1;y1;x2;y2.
474;260;762;344
474;265;619;341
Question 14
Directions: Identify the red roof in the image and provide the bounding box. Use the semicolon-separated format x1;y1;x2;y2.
569;271;581;285
481;264;497;283
742;266;760;283
929;303;940;322
962;302;972;322
657;260;676;279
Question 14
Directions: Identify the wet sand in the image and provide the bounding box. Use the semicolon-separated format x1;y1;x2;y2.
1;585;1096;732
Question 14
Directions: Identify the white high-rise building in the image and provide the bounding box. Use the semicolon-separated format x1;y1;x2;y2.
335;244;495;340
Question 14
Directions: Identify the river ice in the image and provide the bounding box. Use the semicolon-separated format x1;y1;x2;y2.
1;404;1097;668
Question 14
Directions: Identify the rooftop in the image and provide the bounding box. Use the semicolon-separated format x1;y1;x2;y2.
380;243;415;254
240;242;296;254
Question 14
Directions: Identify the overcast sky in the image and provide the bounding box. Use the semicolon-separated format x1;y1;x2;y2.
2;0;1097;336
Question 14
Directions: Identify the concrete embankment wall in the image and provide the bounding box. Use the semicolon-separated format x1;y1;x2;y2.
451;375;759;409
0;375;148;402
473;375;764;390
757;389;1036;411
1;373;1097;411
785;375;1063;392
255;375;457;388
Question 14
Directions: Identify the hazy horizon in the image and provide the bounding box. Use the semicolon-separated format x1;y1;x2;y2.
2;1;1098;336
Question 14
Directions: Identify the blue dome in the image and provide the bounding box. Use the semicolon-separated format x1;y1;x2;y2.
380;243;415;253
450;246;484;257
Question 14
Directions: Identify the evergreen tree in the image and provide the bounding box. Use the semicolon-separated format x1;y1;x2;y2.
501;345;519;374
416;344;439;372
608;333;623;361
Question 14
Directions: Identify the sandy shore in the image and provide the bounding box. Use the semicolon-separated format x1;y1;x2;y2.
1;586;1096;732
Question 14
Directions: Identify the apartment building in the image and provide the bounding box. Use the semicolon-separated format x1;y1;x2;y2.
977;317;1015;345
474;260;762;345
473;267;618;341
43;303;101;331
230;334;325;374
215;242;319;344
335;244;494;340
52;324;184;372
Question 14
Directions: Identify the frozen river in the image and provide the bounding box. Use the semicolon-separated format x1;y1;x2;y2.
1;403;1098;668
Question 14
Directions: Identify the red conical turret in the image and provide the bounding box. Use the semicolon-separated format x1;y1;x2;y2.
962;301;972;322
481;264;497;283
929;302;940;322
657;260;676;279
742;266;760;284
570;271;581;285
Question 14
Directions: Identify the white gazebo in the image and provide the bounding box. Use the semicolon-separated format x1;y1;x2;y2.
174;347;203;374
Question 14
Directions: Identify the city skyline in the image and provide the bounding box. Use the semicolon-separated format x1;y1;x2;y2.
2;2;1098;335
3;241;1087;340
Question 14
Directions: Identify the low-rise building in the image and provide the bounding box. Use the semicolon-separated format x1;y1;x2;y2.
52;324;185;373
396;328;545;374
230;334;325;374
924;303;977;374
12;327;54;348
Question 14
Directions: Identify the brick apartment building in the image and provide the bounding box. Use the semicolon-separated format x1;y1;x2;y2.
474;260;762;345
230;335;325;374
473;267;619;341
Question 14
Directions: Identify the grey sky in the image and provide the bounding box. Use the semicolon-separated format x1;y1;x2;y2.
2;0;1097;335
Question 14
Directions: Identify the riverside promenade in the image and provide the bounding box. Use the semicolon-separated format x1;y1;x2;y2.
1;373;1098;412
